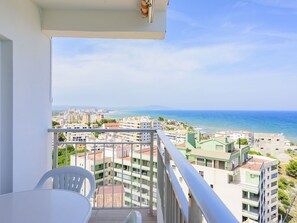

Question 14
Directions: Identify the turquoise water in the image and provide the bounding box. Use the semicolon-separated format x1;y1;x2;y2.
106;110;297;143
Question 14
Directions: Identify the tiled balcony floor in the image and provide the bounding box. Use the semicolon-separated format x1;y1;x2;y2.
89;208;157;223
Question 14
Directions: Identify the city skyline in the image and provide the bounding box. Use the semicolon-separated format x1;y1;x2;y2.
52;0;297;110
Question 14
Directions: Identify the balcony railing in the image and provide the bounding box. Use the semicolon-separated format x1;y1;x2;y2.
49;128;238;223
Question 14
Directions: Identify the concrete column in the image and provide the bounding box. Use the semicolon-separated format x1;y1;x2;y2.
0;37;13;194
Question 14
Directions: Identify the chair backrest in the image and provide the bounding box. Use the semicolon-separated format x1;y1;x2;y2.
35;166;95;199
123;211;142;223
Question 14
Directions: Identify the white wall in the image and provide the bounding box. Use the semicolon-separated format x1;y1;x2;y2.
193;165;243;221
0;0;51;192
0;36;13;194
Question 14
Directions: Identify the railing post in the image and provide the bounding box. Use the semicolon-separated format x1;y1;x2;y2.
188;189;203;223
164;149;170;223
157;135;165;221
149;131;154;215
53;132;58;169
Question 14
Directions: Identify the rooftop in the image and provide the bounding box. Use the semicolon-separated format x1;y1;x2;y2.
97;184;124;194
103;123;120;128
241;162;263;172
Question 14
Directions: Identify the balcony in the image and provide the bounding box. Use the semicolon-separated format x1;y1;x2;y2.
242;192;259;207
242;208;259;221
49;128;238;223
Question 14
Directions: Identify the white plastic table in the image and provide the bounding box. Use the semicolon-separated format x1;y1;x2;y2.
0;189;92;223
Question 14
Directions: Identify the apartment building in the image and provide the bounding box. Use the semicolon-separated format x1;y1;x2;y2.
241;156;278;223
177;132;278;223
63;123;89;130
82;114;90;124
70;150;112;203
71;145;157;209
113;147;157;208
252;132;290;155
215;130;254;146
119;116;159;142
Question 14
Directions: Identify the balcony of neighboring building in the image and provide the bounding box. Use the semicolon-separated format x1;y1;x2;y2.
242;191;260;207
242;203;259;221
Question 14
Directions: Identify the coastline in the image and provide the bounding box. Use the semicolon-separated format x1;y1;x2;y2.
105;110;297;143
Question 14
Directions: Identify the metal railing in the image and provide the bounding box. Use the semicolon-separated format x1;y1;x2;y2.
49;128;238;223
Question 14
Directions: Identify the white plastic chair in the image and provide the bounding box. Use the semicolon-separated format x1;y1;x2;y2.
123;211;142;223
35;166;96;199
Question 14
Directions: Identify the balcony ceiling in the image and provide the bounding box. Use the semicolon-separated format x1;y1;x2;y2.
32;0;167;11
32;0;168;39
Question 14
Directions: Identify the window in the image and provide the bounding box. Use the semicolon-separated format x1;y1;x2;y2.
272;173;277;179
197;158;204;166
271;189;278;195
206;159;212;167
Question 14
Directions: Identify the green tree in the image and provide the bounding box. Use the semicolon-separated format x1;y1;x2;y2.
236;138;248;145
278;177;288;190
93;132;101;138
248;150;262;156
278;189;289;201
53;145;84;167
286;160;297;178
58;132;66;142
158;116;165;121
288;180;295;187
187;126;194;132
97;118;117;127
52;120;60;128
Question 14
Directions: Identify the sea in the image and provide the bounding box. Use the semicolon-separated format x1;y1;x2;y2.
105;110;297;143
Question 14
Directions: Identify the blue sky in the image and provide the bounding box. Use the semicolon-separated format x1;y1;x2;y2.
52;0;297;110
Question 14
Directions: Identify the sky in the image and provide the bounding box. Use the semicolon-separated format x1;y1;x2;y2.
52;0;297;110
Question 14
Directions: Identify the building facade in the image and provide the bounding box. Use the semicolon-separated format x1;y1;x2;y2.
119;116;159;142
178;132;278;223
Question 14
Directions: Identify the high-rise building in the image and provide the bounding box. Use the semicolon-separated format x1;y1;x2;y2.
71;146;157;209
82;114;90;124
176;132;278;223
113;147;157;208
70;150;112;201
119;116;159;142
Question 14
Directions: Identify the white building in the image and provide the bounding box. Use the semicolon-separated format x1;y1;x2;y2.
63;123;89;130
182;155;278;223
119;116;160;142
252;132;290;155
181;133;278;222
215;130;254;145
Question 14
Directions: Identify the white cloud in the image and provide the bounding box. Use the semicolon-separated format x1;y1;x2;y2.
53;40;256;108
52;36;297;110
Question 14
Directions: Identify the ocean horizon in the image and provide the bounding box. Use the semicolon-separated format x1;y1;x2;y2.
105;110;297;143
